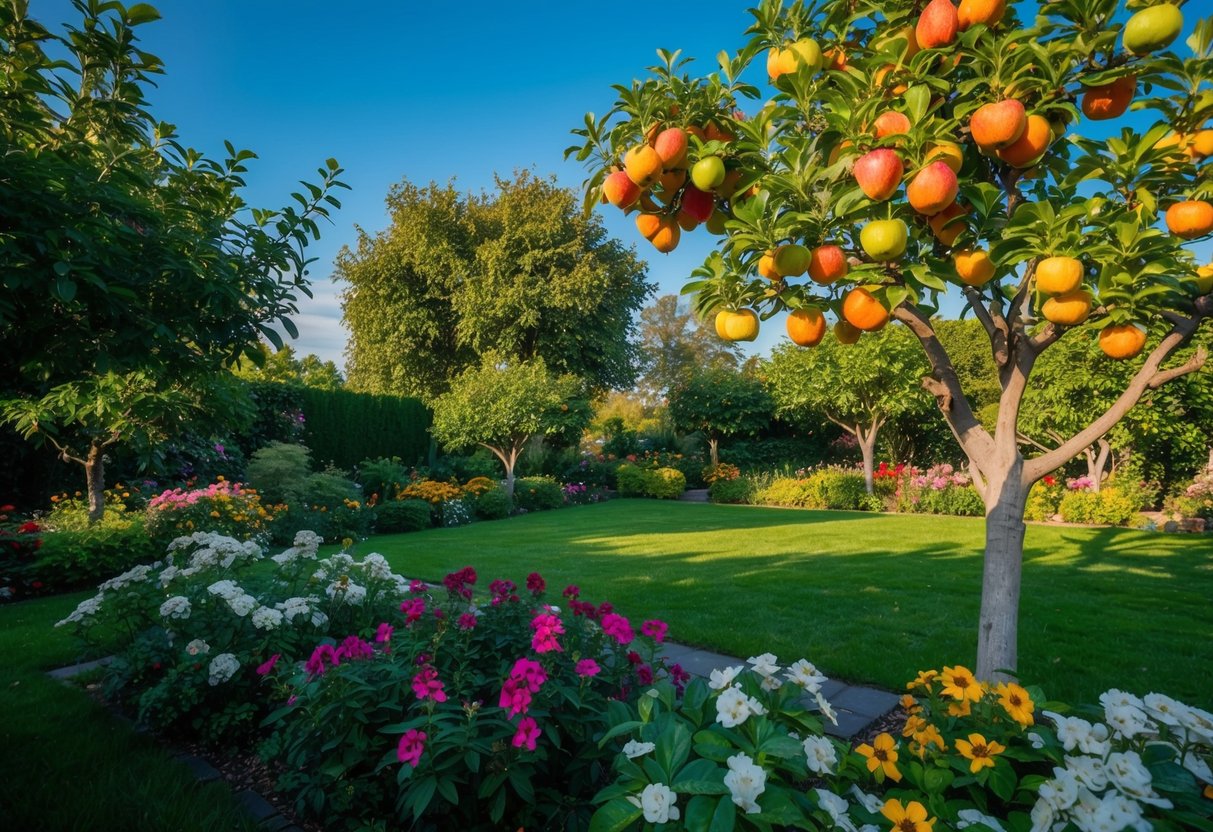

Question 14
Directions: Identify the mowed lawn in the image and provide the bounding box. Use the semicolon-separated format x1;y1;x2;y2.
357;500;1213;707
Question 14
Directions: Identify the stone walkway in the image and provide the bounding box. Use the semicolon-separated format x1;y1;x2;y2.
658;641;900;738
679;488;710;502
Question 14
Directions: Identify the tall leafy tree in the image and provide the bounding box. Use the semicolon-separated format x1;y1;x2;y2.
0;1;346;520
765;326;932;492
572;0;1213;678
637;294;742;400
339;172;652;401
430;355;589;499
667;368;771;465
234;344;344;390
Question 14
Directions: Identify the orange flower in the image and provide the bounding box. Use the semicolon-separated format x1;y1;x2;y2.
907;669;938;691
911;723;947;757
857;732;902;782
881;799;935;832
902;714;927;738
995;682;1035;726
940;665;983;702
955;733;1005;773
947;698;973;718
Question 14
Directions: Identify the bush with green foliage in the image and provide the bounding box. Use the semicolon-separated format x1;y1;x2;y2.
802;468;868;511
512;477;564;512
374;499;433;534
708;477;755;505
271;470;370;544
356;457;412;505
246;442;312;505
144;480;278;547
35;517;161;591
644;467;686;500
1024;477;1065;522
1058;482;1150;527
614;464;648;497
474;488;514;521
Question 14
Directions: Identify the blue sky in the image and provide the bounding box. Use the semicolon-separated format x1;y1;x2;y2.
38;1;1211;369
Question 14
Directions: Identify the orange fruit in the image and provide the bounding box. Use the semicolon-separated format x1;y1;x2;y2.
757;252;781;281
958;0;1006;29
1166;201;1213;239
787;308;828;346
996;114;1052;167
925;141;964;173
1099;325;1147;360
1041;290;1092;326
970;100;1027;150
873;111;912;139
842;287;891;331
834;319;862;344
808;245;848;285
716;309;760;342
928;202;967;246
624;144;663;187
1036;256;1084;295
1081;76;1135;121
953;249;995;286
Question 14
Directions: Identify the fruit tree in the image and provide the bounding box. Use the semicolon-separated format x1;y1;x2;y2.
568;0;1213;679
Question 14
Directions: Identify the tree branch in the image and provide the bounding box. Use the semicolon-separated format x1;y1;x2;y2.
963;287;1009;368
1006;258;1040;334
1024;303;1211;482
39;430;87;467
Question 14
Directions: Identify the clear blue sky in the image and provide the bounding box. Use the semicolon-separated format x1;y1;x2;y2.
37;1;1211;369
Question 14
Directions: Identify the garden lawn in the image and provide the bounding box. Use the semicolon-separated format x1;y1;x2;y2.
0;592;260;831
355;500;1213;707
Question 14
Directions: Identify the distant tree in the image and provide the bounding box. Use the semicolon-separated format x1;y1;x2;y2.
235;344;344;390
667;368;771;466
339;172;652;402
0;1;345;521
766;327;931;493
637;294;741;400
430;355;589;499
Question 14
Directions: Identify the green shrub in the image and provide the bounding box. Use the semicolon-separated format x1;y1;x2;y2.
272;470;369;544
803;468;867;510
474;488;513;520
1058;483;1146;527
1025;480;1064;522
912;485;985;517
298;387;430;471
614;464;648;497
643;467;685;499
755;476;816;507
512;477;564;512
448;448;502;481
708;477;755;504
34;515;160;589
246;442;312;504
858;492;887;512
356;457;411;504
374;499;433;533
1058;490;1101;524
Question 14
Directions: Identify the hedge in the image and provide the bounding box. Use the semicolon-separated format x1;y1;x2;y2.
298;387;431;470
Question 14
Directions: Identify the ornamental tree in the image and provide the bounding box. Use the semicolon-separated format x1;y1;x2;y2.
570;0;1213;679
765;326;931;492
430;355;590;500
637;294;743;401
667;368;772;466
0;2;346;521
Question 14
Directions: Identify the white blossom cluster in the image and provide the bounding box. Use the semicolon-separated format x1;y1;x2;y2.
1031;690;1213;832
98;563;153;592
724;752;767;813
167;532;262;573
275;596;327;628
325;578;367;606
55;595;105;627
269;530;323;565
207;652;239;685
250;606;284;631
159;596;191;620
627;783;679;824
812;789;881;832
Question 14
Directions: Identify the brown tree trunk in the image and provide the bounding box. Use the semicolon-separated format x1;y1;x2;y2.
976;461;1028;681
708;437;719;467
86;443;106;524
857;430;876;495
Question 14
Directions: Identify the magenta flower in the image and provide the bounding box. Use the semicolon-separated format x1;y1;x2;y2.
510;657;548;692
336;635;374;662
526;572;546;595
562;584;580;599
530;613;564;653
411;665;448;702
512;716;540;751
641;619;668;643
255;654;280;676
305;643;339;677
409;579;427;594
400;597;426;625
575;659;600;677
670;663;691;693
601;612;635;645
499;678;533;717
375;622;394;644
443;566;477;599
457;612;478;631
397;729;427;766
636;664;654;685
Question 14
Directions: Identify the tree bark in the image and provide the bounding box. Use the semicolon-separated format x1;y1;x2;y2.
708;437;719;467
86;442;106;524
857;429;876;495
977;463;1028;681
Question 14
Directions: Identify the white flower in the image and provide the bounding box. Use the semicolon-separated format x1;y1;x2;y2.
716;686;754;728
1046;712;1109;756
227;593;258;617
157;565;180;587
803;735;838;774
723;752;766;814
1027;730;1047;750
747;652;780;677
848;786;883;815
1038;767;1080;810
276;596;312;623
1105;750;1171;808
1064;755;1108;792
956;808;1007;832
1142;692;1188;728
622;740;655;759
1177;704;1213;745
709;665;743;690
1074;790;1150;832
292;530;322;557
185;638;210;656
786;658;828;693
1177;747;1213;782
159;596;191;620
1104;703;1149;739
251;606;284;631
360;553;394;580
813;789;855;831
1100;688;1145;713
326;579;366;605
627;783;679;824
815;691;838;725
206;579;241;601
99;564;152;592
55;594;105;627
759;674;783;691
207;652;239;686
310;609;328;628
1029;798;1056;832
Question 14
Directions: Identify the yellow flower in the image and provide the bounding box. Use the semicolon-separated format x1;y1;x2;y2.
940;665;983;702
856;732;902;782
995;682;1035;726
210;510;221;518
955;733;1005;774
900;693;922;713
1205;784;1213;800
216;475;225;482
122;491;130;498
881;799;935;832
947;698;973;718
902;714;927;738
907;669;938;691
912;724;947;757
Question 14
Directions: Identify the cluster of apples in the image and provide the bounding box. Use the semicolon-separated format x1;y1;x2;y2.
602;120;746;255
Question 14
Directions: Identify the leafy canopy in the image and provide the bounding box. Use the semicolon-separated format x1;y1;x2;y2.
667;368;772;442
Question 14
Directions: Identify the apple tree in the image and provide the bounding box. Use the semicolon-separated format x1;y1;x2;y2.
667;368;772;466
569;0;1213;679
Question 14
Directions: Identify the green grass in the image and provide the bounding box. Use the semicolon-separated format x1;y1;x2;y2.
0;592;259;831
352;500;1213;707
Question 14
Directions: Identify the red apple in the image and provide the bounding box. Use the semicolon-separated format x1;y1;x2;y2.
853;148;904;201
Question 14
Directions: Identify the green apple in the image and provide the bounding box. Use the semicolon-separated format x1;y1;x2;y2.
790;38;823;73
860;219;909;261
1122;3;1183;55
691;156;727;192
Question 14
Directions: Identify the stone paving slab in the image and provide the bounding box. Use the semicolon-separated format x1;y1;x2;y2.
175;753;221;784
679;489;710;502
45;656;112;680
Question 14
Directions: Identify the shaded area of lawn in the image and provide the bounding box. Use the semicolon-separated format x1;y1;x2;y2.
0;592;259;831
356;501;1213;707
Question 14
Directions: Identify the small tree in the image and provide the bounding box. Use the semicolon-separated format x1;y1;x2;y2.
766;326;931;492
667;368;771;466
637;294;742;401
430;356;588;499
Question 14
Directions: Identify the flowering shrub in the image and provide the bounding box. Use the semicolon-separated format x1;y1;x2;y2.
752;467;869;510
513;476;565;512
702;462;741;486
474;487;514;520
894;464;984;517
1026;476;1065;522
145;478;278;544
54;530;410;743
0;508;44;601
397;479;463;505
43;483;149;530
439;496;473;527
1057;477;1153;527
1164;469;1213;522
562;481;607;505
260;569;679;830
590;658;1213;832
617;465;688;499
461;475;497;497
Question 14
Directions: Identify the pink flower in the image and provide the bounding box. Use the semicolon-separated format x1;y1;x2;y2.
670;663;691;693
641;619;668;643
530;613;564;654
636;664;653;685
575;659;600;677
443;566;477;599
499;678;533;717
601;613;634;645
412;665;448;702
457;612;478;631
397;729;427;766
305;644;339;677
409;579;427;594
337;635;374;662
256;654;280;676
526;572;545;595
512;716;540;751
400;597;426;625
509;657;547;693
562;585;580;599
375;622;394;645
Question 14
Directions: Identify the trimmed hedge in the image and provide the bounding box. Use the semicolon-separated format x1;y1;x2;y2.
375;499;434;533
298;387;431;470
513;477;564;512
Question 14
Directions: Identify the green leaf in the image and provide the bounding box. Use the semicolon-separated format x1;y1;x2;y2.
589;798;643;832
126;3;162;24
54;275;77;303
710;794;737;832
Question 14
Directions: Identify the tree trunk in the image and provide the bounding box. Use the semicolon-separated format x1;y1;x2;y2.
86;443;106;524
857;431;876;495
708;437;719;467
976;465;1029;681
